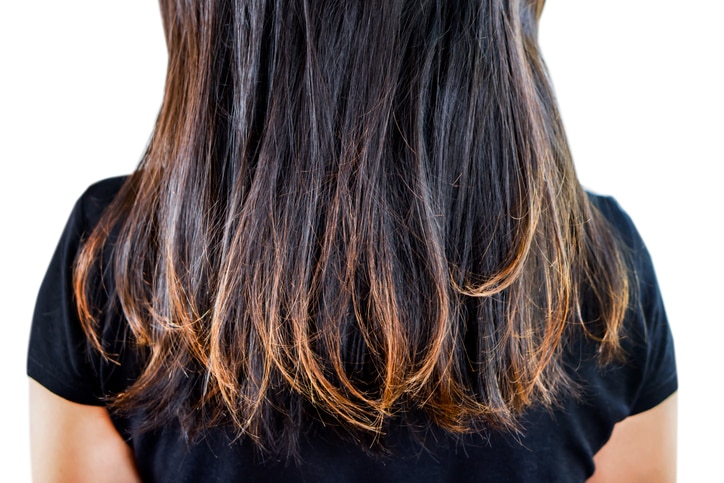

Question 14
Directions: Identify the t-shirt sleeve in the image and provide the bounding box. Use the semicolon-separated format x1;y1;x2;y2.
592;195;678;416
27;177;126;405
626;228;678;415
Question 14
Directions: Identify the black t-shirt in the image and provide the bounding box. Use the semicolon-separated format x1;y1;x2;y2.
28;177;677;482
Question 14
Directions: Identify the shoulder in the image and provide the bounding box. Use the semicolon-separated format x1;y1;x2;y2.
73;176;129;230
584;191;677;416
586;192;660;293
586;192;640;251
28;175;131;405
81;175;127;201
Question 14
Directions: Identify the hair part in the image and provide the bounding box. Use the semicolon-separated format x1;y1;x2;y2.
75;0;628;457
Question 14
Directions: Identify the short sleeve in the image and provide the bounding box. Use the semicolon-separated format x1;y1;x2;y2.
591;194;678;416
27;177;126;405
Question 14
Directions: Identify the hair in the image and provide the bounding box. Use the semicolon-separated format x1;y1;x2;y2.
74;0;629;457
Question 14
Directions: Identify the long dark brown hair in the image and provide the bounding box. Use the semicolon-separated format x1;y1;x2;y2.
74;0;629;455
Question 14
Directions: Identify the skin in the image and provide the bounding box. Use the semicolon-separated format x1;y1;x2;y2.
29;379;140;483
588;392;678;482
29;379;677;482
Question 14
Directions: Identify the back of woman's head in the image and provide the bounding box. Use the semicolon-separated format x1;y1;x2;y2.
75;0;629;456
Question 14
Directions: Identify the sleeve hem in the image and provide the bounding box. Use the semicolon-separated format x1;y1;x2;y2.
27;356;105;407
629;374;678;416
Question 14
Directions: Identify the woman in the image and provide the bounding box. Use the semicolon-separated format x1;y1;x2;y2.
28;0;677;481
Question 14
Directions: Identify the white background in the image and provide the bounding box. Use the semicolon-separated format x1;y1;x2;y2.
1;1;721;480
